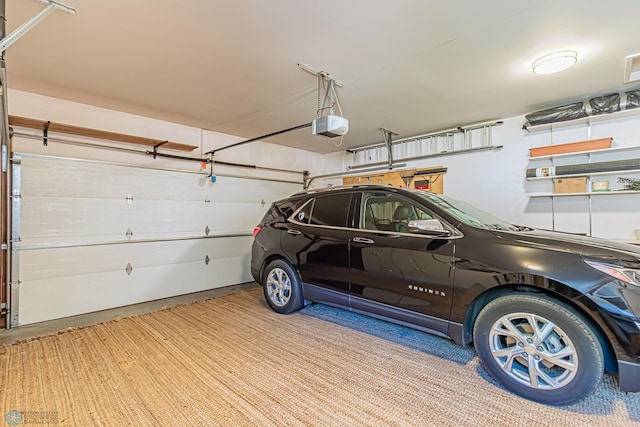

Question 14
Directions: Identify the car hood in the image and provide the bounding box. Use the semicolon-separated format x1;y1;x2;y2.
500;229;640;264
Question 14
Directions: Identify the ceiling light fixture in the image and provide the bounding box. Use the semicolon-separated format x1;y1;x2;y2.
624;53;640;83
532;50;578;75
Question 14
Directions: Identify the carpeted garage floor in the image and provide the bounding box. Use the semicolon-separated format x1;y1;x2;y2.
1;287;639;426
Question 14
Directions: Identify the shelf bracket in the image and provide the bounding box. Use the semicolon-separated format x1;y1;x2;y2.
152;141;168;159
42;120;50;146
379;128;398;170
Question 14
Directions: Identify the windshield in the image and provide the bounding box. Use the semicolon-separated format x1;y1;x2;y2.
411;190;519;231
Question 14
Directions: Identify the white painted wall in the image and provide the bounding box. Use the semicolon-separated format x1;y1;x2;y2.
333;113;640;241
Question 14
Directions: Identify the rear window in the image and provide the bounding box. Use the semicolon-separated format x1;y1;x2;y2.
291;193;352;227
275;197;307;219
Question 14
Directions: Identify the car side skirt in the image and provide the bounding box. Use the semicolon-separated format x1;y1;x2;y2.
302;283;462;344
618;360;640;392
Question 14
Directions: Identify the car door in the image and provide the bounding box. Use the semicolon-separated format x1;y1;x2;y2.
280;192;354;296
349;191;456;334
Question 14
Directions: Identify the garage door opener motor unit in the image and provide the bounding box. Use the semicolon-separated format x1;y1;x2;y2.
312;115;349;138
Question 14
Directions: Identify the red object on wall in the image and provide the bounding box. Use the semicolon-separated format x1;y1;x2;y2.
414;179;430;190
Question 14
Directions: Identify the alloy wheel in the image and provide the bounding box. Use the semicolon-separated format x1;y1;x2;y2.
488;312;578;390
265;267;291;307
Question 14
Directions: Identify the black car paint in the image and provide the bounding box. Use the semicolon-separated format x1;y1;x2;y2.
250;185;640;393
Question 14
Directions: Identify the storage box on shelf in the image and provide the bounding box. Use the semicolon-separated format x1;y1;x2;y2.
553;177;587;193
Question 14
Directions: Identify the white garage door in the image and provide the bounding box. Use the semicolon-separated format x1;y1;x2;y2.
9;153;302;326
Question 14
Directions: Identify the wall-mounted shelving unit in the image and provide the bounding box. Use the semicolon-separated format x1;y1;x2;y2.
525;141;640;238
527;146;640;198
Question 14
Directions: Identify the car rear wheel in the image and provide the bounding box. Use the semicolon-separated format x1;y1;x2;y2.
473;293;604;405
262;259;304;314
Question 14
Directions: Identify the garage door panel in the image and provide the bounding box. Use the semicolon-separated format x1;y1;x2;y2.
21;157;211;201
129;199;205;237
206;181;263;203
207;255;253;287
20;195;130;243
21;158;129;199
11;153;301;326
18;261;209;325
126;169;209;201
205;178;301;204
21;197;207;244
204;236;253;259
206;201;268;234
19;237;253;282
18;252;253;326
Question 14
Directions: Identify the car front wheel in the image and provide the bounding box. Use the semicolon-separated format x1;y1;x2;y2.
262;259;304;314
473;293;604;405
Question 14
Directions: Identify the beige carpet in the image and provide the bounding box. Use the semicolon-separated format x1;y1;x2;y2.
1;288;639;426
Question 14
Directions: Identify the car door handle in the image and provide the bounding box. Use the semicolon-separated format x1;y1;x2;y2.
352;237;374;244
287;229;301;235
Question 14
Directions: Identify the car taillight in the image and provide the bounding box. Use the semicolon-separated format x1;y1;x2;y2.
253;226;262;238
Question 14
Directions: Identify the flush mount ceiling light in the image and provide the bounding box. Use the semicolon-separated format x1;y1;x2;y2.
532;50;578;75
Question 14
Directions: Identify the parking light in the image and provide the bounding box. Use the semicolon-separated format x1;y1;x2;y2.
585;260;640;286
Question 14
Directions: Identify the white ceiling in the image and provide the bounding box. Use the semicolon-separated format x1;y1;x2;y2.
5;0;640;153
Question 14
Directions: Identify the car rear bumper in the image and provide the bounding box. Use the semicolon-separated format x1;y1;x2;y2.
618;360;640;392
250;265;260;284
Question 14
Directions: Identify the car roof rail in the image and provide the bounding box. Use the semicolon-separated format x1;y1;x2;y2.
293;183;395;196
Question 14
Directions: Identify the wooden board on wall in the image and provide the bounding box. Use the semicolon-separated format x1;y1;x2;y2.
8;115;199;152
343;167;445;194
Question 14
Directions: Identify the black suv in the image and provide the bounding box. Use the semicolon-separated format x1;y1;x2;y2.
250;184;640;405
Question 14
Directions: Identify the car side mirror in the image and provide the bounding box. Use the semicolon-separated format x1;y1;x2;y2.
408;219;451;236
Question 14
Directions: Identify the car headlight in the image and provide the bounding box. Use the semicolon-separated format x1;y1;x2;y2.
585;260;640;287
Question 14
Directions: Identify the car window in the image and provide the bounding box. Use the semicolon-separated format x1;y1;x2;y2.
410;190;518;231
310;193;352;226
360;192;433;233
294;198;314;224
276;197;307;220
292;193;352;227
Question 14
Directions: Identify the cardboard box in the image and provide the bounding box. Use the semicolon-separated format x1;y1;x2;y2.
553;177;587;193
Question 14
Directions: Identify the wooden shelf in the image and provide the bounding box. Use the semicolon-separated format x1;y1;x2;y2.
528;145;640;161
9;115;198;152
529;137;612;158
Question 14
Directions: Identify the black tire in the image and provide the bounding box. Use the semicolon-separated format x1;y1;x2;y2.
473;293;603;405
262;259;304;314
